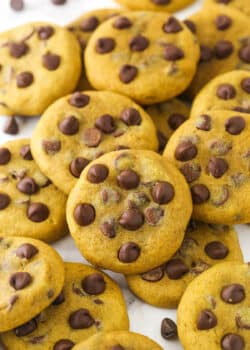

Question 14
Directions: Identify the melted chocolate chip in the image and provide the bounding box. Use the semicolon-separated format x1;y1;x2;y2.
3;117;19;135
165;259;189;279
69;92;90;108
52;291;65;305
69;309;94;329
141;266;164;282
207;157;228;178
118;242;140;263
87;164;109;183
95;114;116;133
27;203;49;222
175;141;197;161
119;208;144;230
70;157;89;178
163;17;182;33
10;42;29;58
152;0;170;4
120;108;141;125
16;243;38;259
221;334;245;350
215;40;233;59
119;65;138;84
96;38;115;54
100;219;116;238
42;140;61;155
144;206;163;225
164;44;184;61
217;84;236;100
82;128;102;147
239;44;250;63
15;319;37;337
20;145;32;160
10;272;32;290
110;345;124;350
197;310;217;330
82;273;106;295
53;339;75;350
117;169;140;189
205;241;229;259
221;284;245;304
225;116;246;135
113;16;132;29
0;147;11;164
151;181;174;204
51;0;67;5
129;35;149;52
241;77;250;93
80;16;99;32
200;45;213;62
37;26;54;40
42;53;61;70
161;318;178;339
180;163;201;183
215;15;232;30
17;177;39;195
196;114;211;131
74;203;95;226
157;131;167;152
183;20;196;34
59;116;79;135
191;184;210;204
0;193;10;210
168;113;187;130
16;72;33;88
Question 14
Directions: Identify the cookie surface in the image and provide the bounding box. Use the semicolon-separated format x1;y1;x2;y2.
1;263;129;349
185;6;250;98
85;12;199;104
0;139;67;242
164;110;250;225
205;0;250;17
73;331;163;350
31;91;158;194
145;98;190;153
178;262;250;350
0;22;81;117
67;150;192;274
191;70;250;118
115;0;194;13
126;221;243;308
0;236;64;332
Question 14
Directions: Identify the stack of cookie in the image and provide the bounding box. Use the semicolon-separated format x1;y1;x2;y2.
1;0;250;348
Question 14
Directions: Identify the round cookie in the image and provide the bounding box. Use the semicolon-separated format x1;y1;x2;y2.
164;109;250;225
126;221;243;308
0;236;64;332
1;263;129;350
67;9;121;91
84;12;200;105
205;0;250;17
31;91;158;195
0;22;81;117
145;98;190;152
191;70;250;118
115;0;195;13
185;6;250;99
0;139;67;242
178;262;250;350
72;331;163;350
67;150;192;274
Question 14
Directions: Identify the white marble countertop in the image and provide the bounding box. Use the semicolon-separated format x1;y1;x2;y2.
0;1;249;349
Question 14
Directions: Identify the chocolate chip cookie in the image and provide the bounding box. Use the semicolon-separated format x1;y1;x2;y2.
85;12;200;104
31;91;158;194
115;0;195;13
67;150;192;274
0;139;67;242
126;221;243;308
185;6;250;98
164;109;250;225
1;263;129;349
178;262;250;350
205;0;250;17
145;98;190;153
0;22;81;117
191;70;250;118
72;331;163;350
0;236;64;332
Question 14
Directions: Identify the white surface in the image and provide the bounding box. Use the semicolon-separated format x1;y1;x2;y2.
0;1;249;349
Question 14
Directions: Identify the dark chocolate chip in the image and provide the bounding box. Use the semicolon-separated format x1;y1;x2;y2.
157;131;167;152
152;0;170;4
10;0;24;11
15;319;37;337
164;44;184;61
59;116;79;135
9;42;29;58
69;309;94;329
191;184;210;204
53;339;75;350
52;291;65;305
80;16;99;32
96;37;115;54
196;114;211;131
3;117;19;135
118;242;140;262
51;0;67;5
180;163;201;183
0;147;11;164
183;20;196;34
215;15;232;30
144;206;163;225
129;35;149;52
161;318;178;340
10;272;32;290
119;65;138;84
120;108;141;125
216;84;236;100
82;273;106;295
42;53;60;70
119;208;144;230
205;241;229;259
214;40;233;59
16;243;38;259
221;334;245;350
110;345;124;350
175;141;197;161
87;164;109;183
200;45;213;62
27;203;49;222
221;284;245;304
0;193;10;210
117;169;140;189
69;92;90;108
163;17;182;33
95;114;116;133
197;310;217;330
216;0;230;2
239;44;250;63
42;140;61;155
168;113;187;130
17;177;39;195
113;16;132;29
225;116;246;135
151;181;175;204
83;128;102;147
207;157;228;178
16;72;33;88
74;203;95;226
37;26;54;40
141;266;164;282
241;77;250;93
100;220;116;238
165;259;189;279
70;157;89;178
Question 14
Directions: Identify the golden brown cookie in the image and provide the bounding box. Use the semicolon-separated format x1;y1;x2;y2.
115;0;195;13
205;0;250;17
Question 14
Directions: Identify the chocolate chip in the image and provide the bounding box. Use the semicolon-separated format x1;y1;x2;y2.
175;141;197;161
215;15;232;30
225;116;246;135
129;35;149;52
0;147;11;164
51;0;66;4
96;38;115;54
239;44;250;63
59;116;79;135
82;273;106;295
144;206;163;225
16;243;38;259
183;20;196;34
74;203;95;226
82;128;102;147
3;117;19;135
191;184;210;204
157;131;167;152
119;208;144;230
69;92;90;108
110;346;124;350
141;266;164;282
196;114;211;131
9;42;28;58
233;106;250;113
113;16;132;29
15;319;37;337
70;157;89;178
87;164;109;183
117;169;140;189
180;163;201;183
80;16;99;32
152;0;170;4
118;242;140;262
10;272;32;290
163;17;182;33
119;65;138;84
215;40;233;58
241;77;250;93
207;157;228;178
216;0;230;2
221;334;245;350
16;71;33;88
200;45;213;62
0;193;10;210
10;0;24;11
95;114;116;134
120;108;141;125
37;26;54;40
165;259;189;279
168;113;187;130
205;241;229;259
42;140;61;154
151;181;174;204
217;84;236;100
17;177;39;195
221;284;245;304
52;291;65;305
197;310;217;330
69;309;94;329
164;44;184;61
42;53;60;70
161;318;178;340
27;203;49;222
53;339;75;350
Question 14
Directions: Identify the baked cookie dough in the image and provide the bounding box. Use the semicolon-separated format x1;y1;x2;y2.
178;262;250;350
31;91;158;194
145;98;190;152
191;70;250;118
0;22;81;117
73;331;163;350
126;221;243;308
205;0;250;17
115;0;195;13
0;236;64;332
67;150;192;274
185;6;250;98
85;12;200;105
0;139;67;242
1;263;129;350
164;109;250;225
